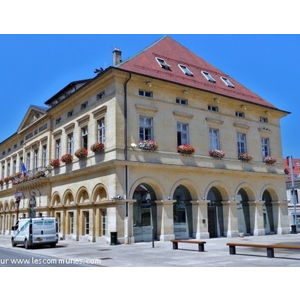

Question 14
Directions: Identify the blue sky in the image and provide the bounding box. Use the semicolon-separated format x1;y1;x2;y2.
0;34;298;158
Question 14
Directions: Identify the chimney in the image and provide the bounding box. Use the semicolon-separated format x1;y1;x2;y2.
113;48;122;66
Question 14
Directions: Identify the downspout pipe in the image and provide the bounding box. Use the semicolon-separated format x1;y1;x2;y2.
124;73;132;200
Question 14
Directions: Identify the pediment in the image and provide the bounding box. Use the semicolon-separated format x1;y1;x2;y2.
18;105;47;133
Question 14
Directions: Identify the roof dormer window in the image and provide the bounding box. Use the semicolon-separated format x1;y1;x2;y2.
201;71;216;82
178;64;193;76
156;57;171;70
220;76;235;88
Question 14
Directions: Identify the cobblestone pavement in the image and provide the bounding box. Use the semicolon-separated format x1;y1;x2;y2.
1;233;300;267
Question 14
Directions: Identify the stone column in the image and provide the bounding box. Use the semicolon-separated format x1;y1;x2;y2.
73;208;79;241
191;200;210;239
272;200;290;234
249;200;265;236
155;200;176;241
221;200;239;237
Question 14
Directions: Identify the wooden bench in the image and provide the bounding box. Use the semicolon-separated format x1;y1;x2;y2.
227;242;300;258
170;239;206;252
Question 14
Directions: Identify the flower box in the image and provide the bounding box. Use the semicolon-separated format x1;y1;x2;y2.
263;156;277;164
90;142;105;153
177;144;195;155
61;153;73;164
0;180;3;186
209;149;225;159
50;158;60;168
139;140;158;151
75;147;88;159
238;153;253;162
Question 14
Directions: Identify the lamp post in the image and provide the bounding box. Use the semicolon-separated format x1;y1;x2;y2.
29;192;36;219
14;190;24;221
287;156;297;234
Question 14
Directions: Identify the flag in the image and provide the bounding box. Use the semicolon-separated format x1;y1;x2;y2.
21;162;27;175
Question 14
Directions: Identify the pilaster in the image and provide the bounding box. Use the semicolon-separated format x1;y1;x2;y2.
249;200;265;236
272;200;290;234
221;200;239;237
155;200;175;241
191;200;210;239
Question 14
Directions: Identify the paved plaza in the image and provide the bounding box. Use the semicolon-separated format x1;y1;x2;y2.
1;233;300;267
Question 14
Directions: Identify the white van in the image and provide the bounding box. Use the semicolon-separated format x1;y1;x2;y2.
11;217;58;249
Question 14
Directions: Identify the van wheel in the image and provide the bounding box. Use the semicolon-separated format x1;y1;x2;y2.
11;238;16;247
24;239;30;249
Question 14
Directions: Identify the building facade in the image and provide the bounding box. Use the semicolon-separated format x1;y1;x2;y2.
0;36;291;244
284;158;300;232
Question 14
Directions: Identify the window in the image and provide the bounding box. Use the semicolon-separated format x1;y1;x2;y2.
220;76;235;88
26;153;31;170
260;117;268;123
209;128;220;150
67;110;74;118
55;118;61;125
13;160;16;174
19;157;23;173
85;211;89;235
82;126;88;149
139;90;153;98
208;105;219;112
178;64;193;76
177;122;189;146
156;57;171;70
235;111;245;118
34;149;38;170
1;165;4;178
176;98;188;105
201;71;216;82
69;212;74;234
68;133;74;154
81;101;88;110
140;116;153;140
7;163;10;176
98;118;105;143
97;91;105;100
42;145;47;168
56;139;61;158
261;137;270;157
101;209;107;236
237;133;247;154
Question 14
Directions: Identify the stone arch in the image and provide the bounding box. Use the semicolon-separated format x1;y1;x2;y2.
63;190;75;206
76;187;90;204
130;177;165;200
261;184;278;234
169;178;200;200
91;184;108;203
4;201;9;212
10;199;15;211
204;180;230;201
234;182;257;201
51;192;62;208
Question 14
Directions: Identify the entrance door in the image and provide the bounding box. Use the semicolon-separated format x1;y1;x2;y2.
173;185;192;239
208;206;217;238
133;184;157;242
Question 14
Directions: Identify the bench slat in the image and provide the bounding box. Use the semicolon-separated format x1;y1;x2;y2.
171;239;206;252
226;242;300;258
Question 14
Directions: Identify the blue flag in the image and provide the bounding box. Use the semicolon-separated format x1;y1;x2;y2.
21;162;27;175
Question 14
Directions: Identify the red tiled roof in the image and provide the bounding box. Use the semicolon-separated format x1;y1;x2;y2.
283;158;300;177
118;36;280;110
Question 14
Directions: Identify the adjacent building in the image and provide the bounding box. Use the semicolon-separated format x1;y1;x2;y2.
284;158;300;232
0;36;291;244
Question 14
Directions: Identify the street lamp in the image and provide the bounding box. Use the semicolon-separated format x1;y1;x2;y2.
287;156;297;234
14;191;24;221
29;192;36;219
